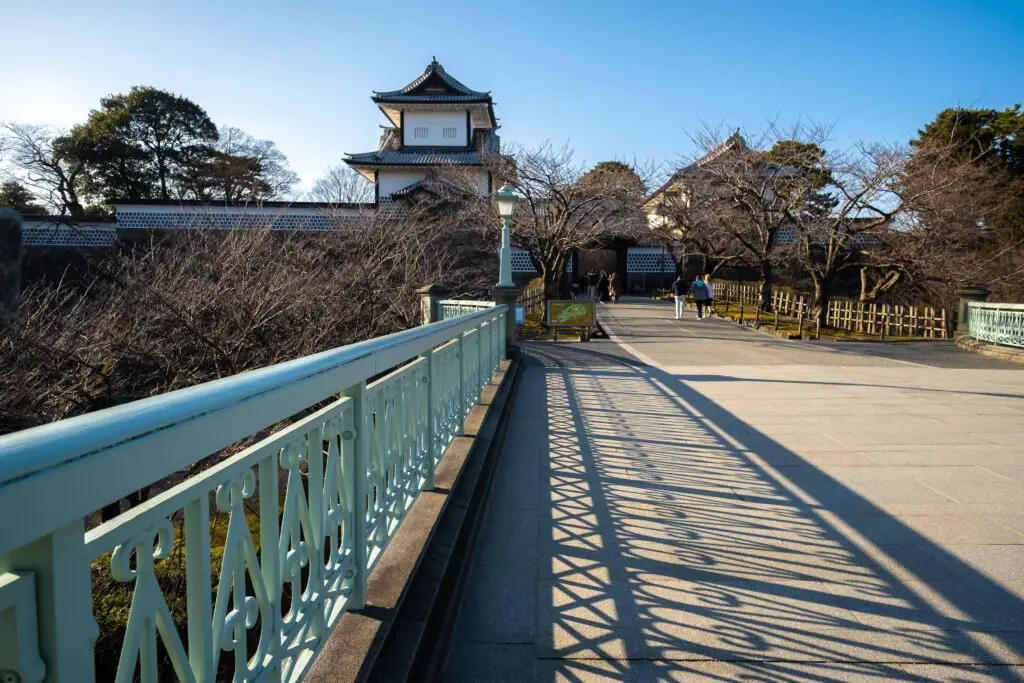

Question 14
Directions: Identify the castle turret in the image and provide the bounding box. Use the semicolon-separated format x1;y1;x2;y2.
344;59;499;202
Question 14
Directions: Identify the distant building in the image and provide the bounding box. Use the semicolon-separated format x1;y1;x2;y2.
645;132;799;246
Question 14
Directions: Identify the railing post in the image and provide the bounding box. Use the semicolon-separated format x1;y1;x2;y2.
0;520;96;683
423;348;437;491
0;570;46;683
955;284;991;339
184;495;215;683
342;381;370;608
477;321;485;395
456;334;466;436
490;286;520;354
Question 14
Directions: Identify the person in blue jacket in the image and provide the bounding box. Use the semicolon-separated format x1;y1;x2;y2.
690;274;711;320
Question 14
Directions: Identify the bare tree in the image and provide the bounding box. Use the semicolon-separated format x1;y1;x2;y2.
797;128;1020;320
0;209;491;435
309;164;374;204
0;122;87;216
495;142;649;298
649;170;750;277
669;123;833;308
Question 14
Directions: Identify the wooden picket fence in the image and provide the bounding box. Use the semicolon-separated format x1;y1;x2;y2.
713;280;950;339
825;299;949;339
517;286;545;313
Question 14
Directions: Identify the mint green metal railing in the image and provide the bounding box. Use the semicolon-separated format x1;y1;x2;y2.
437;299;495;322
0;304;507;683
967;301;1024;348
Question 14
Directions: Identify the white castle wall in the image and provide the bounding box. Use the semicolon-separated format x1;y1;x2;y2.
402;111;469;147
378;171;428;199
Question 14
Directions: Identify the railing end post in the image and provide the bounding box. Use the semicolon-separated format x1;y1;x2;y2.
955;283;991;339
490;285;520;354
0;520;96;683
416;284;450;326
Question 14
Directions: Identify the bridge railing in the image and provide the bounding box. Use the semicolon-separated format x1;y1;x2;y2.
967;301;1024;348
437;298;495;321
0;304;507;683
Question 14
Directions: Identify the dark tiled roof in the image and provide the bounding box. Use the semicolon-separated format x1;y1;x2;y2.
374;94;491;103
390;177;467;198
648;131;749;200
344;150;485;166
373;59;491;103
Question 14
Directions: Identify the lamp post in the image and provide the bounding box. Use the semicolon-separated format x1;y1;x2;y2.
495;184;520;287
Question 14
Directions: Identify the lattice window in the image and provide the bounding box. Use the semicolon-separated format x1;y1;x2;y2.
777;226;797;244
626;247;675;273
414;127;428;139
510;248;536;273
443;127;457;139
22;224;118;246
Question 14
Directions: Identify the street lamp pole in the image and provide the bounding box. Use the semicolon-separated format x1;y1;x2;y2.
494;184;520;288
497;215;513;287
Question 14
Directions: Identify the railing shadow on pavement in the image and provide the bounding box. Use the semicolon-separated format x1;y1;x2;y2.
522;343;1024;682
677;375;1024;403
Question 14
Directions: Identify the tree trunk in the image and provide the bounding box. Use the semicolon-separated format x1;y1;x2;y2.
758;261;773;311
812;280;830;327
541;261;559;300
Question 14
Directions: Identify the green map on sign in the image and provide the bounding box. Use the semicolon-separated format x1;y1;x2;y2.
549;301;595;326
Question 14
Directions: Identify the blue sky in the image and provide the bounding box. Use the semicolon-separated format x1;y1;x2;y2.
2;0;1022;191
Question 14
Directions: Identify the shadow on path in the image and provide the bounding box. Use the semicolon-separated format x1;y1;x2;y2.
446;342;1024;682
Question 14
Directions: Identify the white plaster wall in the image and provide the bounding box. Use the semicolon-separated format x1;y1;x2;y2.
471;170;490;195
403;111;469;147
378;171;428;198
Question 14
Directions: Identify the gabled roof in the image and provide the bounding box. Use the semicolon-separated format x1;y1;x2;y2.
647;131;749;203
390;177;469;199
373;58;491;103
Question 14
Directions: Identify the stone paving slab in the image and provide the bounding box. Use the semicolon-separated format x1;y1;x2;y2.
445;299;1024;682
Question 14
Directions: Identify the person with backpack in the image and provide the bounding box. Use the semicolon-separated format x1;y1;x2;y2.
690;274;710;319
671;275;687;320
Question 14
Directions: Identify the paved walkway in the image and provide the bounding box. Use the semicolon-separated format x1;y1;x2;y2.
445;298;1024;682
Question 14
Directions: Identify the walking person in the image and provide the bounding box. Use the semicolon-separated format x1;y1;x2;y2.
671;274;687;320
690;274;710;320
586;269;598;301
608;272;620;304
597;270;609;303
704;274;715;313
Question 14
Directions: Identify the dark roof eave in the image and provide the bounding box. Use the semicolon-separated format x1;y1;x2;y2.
372;95;492;104
20;214;117;223
344;159;486;168
112;199;376;209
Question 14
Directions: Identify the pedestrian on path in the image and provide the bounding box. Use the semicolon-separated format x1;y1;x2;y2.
598;270;609;303
586;269;598;301
690;274;710;319
704;275;715;309
671;274;687;320
608;272;620;304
